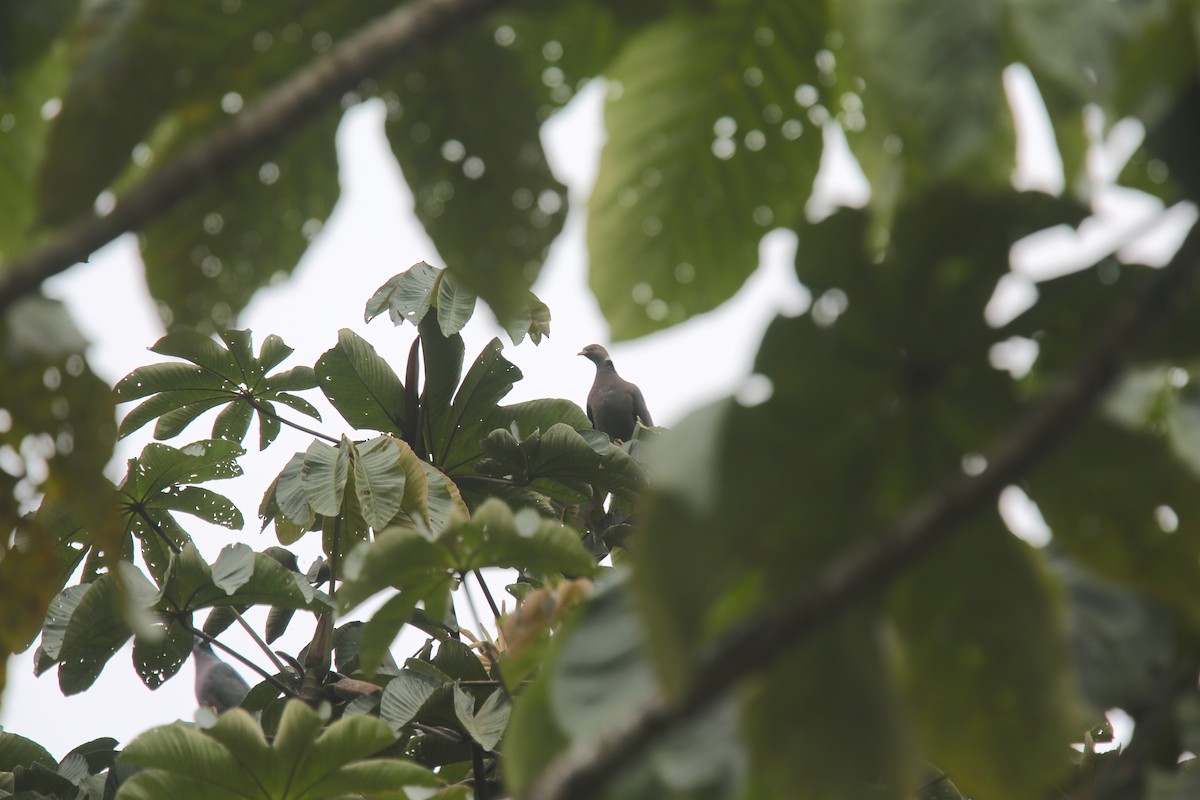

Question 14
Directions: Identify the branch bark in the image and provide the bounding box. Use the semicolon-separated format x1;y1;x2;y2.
0;0;513;313
524;222;1200;800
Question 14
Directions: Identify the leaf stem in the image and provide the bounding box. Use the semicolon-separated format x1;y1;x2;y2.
232;607;288;673
184;622;297;698
472;569;502;622
250;397;339;444
472;743;491;800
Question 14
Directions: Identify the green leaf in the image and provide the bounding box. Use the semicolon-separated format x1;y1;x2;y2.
476;422;646;504
56;575;132;695
383;25;567;321
117;440;245;547
743;611;914;800
1027;420;1200;626
431;639;489;683
359;579;447;677
501;291;553;346
434;271;478;338
1055;556;1175;715
365;261;441;327
340;529;454;611
116;330;317;448
0;41;68;264
351;436;408;530
39;583;89;662
316;328;406;435
0;731;56;772
839;0;1013;192
429;338;522;474
301;439;350;518
141;109;340;332
418;310;465;451
446;498;600;576
548;575;657;739
590;4;827;338
132;618;193;690
454;685;511;751
152;485;243;530
118;701;439;800
889;519;1074;799
161;543;331;621
210;543;255;595
380;669;443;732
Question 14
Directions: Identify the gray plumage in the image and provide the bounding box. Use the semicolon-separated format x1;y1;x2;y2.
192;640;250;713
579;344;653;442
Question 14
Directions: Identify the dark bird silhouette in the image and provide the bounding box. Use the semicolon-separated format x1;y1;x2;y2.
578;344;653;442
192;639;250;714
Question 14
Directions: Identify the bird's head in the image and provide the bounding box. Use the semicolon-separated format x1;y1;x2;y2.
578;343;612;366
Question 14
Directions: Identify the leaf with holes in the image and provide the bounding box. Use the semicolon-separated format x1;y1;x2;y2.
116;329;318;450
115;440;244;584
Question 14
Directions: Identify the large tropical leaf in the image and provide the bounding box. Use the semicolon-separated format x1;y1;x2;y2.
115;439;244;582
315;329;406;436
340;498;597;612
116;329;318;450
381;19;567;323
116;701;439;800
589;1;827;339
476;422;646;504
48;543;329;694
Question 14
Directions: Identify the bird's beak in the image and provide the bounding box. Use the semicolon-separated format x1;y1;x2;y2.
577;349;587;356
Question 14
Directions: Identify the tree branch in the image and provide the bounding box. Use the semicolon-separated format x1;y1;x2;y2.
0;0;514;313
524;223;1200;800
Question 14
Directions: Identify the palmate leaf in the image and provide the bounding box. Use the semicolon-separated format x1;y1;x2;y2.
117;701;439;800
589;1;827;339
116;329;318;450
366;261;554;344
46;542;329;694
260;435;442;552
111;439;244;585
380;15;567;325
476;422;646;504
315;329;405;436
340;498;596;612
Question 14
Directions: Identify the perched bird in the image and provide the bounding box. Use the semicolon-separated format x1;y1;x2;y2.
192;639;250;713
578;344;653;442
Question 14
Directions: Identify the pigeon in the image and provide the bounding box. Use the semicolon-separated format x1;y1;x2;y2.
578;344;653;442
192;639;250;713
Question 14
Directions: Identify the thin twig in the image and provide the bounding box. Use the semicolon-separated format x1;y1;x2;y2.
251;398;339;444
524;223;1200;800
0;0;515;313
472;568;503;622
232;607;288;673
185;623;297;698
460;572;498;652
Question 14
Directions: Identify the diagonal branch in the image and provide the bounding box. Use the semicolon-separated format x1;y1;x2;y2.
524;222;1200;800
0;0;514;313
